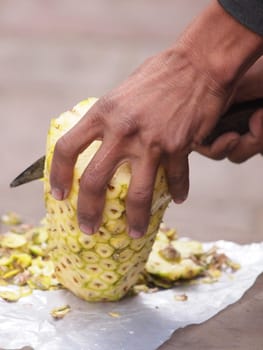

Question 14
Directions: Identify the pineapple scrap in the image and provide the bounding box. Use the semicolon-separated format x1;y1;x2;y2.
108;311;121;318
0;290;21;302
0;214;61;301
0;287;32;302
145;227;204;282
51;304;71;319
0;233;27;248
1;212;22;226
174;293;188;302
136;225;241;292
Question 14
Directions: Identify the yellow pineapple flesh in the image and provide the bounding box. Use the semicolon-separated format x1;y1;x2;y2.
44;98;171;301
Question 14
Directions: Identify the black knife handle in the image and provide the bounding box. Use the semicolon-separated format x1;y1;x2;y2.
203;98;263;145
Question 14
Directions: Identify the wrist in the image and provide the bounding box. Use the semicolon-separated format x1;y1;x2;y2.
175;0;263;94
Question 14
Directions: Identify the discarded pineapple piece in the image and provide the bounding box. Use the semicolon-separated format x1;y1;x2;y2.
0;290;21;302
28;275;52;290
29;245;44;256
51;304;71;319
0;256;13;267
2;268;21;280
1;212;21;226
0;233;27;248
159;244;181;262
145;229;204;282
12;253;32;269
227;260;241;271
108;311;121;318
19;286;32;298
208;269;222;279
32;227;49;245
174;293;188;301
13;271;31;286
0;279;8;287
0;220;60;300
133;284;158;294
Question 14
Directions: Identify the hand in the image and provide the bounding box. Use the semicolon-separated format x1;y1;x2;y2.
50;46;229;238
194;57;263;162
50;1;263;238
194;109;263;162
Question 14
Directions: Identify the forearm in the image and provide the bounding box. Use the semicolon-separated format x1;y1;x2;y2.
174;0;263;94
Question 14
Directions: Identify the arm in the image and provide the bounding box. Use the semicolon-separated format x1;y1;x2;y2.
50;0;263;237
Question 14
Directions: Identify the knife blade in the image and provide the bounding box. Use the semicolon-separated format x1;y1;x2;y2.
10;156;45;187
10;98;263;188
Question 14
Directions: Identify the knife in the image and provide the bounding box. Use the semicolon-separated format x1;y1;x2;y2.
10;98;263;188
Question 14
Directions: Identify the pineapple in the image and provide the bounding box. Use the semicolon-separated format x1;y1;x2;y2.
44;98;171;301
145;226;204;282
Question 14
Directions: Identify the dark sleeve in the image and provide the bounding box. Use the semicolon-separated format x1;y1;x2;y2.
218;0;263;36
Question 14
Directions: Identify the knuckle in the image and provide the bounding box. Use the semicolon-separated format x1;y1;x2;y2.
167;172;185;186
163;137;187;155
78;210;98;224
114;115;139;138
55;135;75;160
128;187;152;208
80;168;105;196
97;97;139;138
96;96;116;115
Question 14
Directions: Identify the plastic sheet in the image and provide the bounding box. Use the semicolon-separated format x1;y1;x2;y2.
0;240;263;350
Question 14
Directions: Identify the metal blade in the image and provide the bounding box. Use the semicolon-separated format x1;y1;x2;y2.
9;98;263;188
10;156;45;187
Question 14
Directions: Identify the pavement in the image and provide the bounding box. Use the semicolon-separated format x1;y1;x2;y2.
0;0;263;349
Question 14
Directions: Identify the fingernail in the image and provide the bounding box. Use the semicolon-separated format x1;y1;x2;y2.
174;199;184;204
51;188;64;201
129;229;144;239
80;224;94;235
173;196;186;204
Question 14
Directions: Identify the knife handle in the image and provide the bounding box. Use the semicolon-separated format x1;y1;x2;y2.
203;98;263;145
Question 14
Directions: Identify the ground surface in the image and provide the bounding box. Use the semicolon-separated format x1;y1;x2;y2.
0;1;263;349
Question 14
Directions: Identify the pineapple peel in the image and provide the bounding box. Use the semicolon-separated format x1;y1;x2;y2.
51;304;71;319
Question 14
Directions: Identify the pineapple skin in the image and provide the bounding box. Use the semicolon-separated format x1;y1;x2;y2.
44;98;171;302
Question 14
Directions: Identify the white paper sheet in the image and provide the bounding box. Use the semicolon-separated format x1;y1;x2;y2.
0;240;263;350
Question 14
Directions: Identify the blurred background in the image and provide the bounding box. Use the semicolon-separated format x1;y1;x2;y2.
0;0;262;243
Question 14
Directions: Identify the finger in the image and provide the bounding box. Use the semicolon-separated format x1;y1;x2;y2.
77;140;123;235
50;108;103;201
228;109;263;163
163;155;189;204
194;132;240;160
126;156;159;239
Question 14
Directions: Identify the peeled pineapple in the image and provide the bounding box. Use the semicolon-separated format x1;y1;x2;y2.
44;98;171;301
